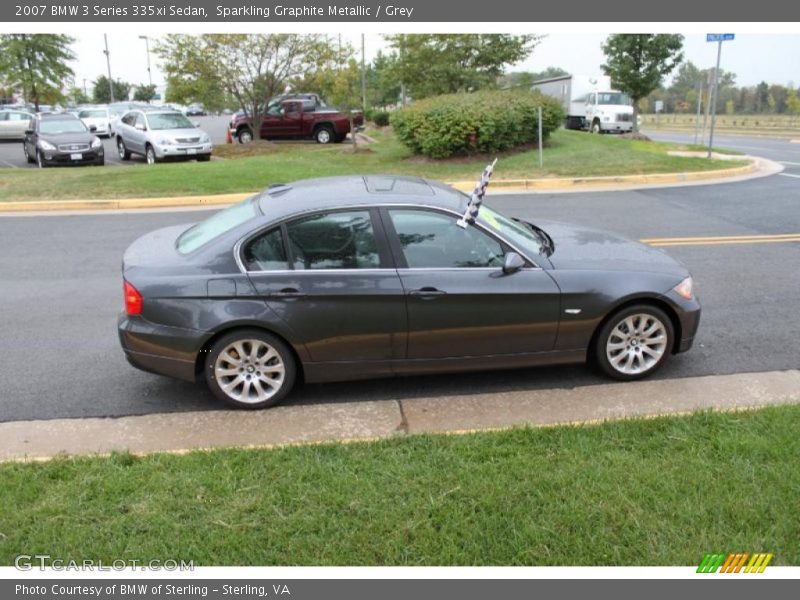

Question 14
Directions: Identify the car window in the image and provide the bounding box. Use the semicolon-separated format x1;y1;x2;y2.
389;209;505;269
286;211;379;270
79;109;107;118
9;112;30;121
121;113;135;126
177;198;258;254
38;118;87;135
243;228;287;271
134;113;146;129
147;112;194;130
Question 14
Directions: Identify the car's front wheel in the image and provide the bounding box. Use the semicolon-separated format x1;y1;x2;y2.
205;329;297;409
117;138;131;160
595;305;674;380
145;145;157;165
314;126;334;144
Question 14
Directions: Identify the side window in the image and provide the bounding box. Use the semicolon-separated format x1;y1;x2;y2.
9;112;29;121
243;228;287;271
286;211;379;270
135;113;146;129
0;112;7;121
389;209;505;269
121;113;134;126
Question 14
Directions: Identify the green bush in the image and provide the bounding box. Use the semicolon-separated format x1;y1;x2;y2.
390;90;564;158
366;109;391;127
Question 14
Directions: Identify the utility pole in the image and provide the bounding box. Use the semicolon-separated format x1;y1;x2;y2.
103;34;114;103
707;41;723;158
139;35;153;87
361;34;367;114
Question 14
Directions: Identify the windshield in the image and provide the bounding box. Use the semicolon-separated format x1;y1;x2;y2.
177;198;258;254
39;119;87;135
478;204;548;257
147;112;195;130
79;109;106;118
597;92;631;106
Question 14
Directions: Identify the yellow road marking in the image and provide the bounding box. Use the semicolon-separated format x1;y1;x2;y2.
641;233;800;247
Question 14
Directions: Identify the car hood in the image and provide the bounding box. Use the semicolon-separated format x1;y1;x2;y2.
39;131;96;145
536;220;688;276
149;127;208;140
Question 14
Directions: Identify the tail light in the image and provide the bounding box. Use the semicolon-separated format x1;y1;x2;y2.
124;280;143;316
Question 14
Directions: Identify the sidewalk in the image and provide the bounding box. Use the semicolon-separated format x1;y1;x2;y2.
0;154;783;214
2;370;798;462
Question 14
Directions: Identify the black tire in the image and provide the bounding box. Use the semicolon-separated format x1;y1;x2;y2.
314;125;334;144
594;304;674;381
196;154;211;162
23;144;34;164
205;329;297;409
117;138;131;160
237;128;253;144
591;120;602;134
145;144;158;165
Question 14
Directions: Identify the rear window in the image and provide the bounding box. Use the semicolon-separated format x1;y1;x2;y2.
177;198;258;254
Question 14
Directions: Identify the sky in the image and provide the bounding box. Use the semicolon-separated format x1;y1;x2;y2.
67;32;800;95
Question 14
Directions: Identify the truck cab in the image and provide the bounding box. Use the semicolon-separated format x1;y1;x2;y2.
583;91;634;134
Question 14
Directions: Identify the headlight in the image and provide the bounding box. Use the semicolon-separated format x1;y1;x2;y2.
91;137;102;149
673;277;694;300
200;134;210;143
157;137;174;146
38;140;56;151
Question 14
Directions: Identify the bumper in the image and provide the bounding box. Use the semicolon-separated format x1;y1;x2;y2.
601;121;633;132
41;148;103;165
154;143;213;159
118;312;207;382
664;291;701;354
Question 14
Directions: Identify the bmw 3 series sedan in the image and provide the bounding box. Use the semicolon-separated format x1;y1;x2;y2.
118;176;700;408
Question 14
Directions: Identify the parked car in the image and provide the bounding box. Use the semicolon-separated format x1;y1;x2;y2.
23;113;104;167
115;108;212;164
78;106;115;137
185;104;207;116
118;175;701;409
0;109;34;140
229;99;363;144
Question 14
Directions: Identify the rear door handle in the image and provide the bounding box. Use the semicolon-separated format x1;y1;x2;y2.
408;287;447;298
268;288;307;299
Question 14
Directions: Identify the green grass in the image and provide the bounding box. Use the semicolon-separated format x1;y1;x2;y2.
0;128;744;202
1;405;798;566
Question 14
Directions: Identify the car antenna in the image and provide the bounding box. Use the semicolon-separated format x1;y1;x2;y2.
456;158;498;229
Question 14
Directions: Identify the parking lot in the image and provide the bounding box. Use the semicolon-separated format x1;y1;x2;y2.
0;114;231;168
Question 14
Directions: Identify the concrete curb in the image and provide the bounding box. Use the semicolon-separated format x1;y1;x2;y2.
0;156;764;213
1;370;798;462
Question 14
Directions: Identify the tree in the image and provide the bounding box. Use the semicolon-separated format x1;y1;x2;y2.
68;86;90;105
92;75;130;104
0;34;75;111
786;86;800;123
156;34;336;140
384;34;541;99
133;84;157;103
601;34;684;131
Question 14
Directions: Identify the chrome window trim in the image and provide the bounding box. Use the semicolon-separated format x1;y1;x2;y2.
234;202;543;274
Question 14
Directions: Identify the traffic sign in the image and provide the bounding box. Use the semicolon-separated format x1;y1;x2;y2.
707;33;735;42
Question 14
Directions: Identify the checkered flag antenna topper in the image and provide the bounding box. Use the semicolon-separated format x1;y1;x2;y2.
457;159;498;229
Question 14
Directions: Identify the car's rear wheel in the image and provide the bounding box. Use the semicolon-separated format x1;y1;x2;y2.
205;330;297;409
117;138;131;160
314;125;334;144
145;145;157;165
595;305;673;380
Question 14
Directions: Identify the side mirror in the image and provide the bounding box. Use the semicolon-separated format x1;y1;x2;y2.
25;129;34;135
89;125;97;132
502;252;525;274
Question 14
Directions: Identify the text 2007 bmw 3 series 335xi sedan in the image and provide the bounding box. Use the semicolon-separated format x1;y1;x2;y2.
118;175;700;409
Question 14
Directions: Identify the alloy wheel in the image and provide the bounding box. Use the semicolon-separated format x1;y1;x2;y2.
605;313;668;376
213;339;286;405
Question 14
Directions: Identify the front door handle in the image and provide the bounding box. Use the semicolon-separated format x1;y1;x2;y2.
408;287;447;299
268;288;306;299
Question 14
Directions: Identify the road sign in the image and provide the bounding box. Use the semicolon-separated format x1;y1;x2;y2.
707;33;735;42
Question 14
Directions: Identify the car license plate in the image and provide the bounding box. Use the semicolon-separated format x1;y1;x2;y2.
70;153;82;160
187;148;197;155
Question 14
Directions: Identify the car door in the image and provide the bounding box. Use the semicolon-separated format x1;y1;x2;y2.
260;103;286;138
0;111;10;139
382;207;561;360
130;112;148;154
8;112;33;139
242;208;407;370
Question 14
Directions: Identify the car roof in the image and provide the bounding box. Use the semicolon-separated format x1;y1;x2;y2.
255;175;467;219
37;112;79;120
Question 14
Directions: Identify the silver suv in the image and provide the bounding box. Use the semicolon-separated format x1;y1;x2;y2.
116;109;212;164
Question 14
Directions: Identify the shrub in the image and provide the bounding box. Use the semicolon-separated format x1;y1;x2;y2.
366;109;391;127
390;90;564;158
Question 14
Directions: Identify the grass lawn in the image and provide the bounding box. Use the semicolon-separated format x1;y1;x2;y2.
0;128;745;202
1;405;798;566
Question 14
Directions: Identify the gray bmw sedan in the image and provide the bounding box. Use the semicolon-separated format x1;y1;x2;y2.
119;175;700;408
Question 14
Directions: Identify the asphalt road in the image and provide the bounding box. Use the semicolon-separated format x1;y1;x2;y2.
1;167;798;422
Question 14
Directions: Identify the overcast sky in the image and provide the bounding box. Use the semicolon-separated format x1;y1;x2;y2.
68;32;800;94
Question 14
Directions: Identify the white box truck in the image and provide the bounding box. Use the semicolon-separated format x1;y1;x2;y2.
531;75;634;134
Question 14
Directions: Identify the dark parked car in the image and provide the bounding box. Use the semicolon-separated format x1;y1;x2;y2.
23;113;104;167
119;176;700;409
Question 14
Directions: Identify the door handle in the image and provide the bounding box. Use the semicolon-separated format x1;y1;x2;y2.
268;288;306;299
408;287;447;298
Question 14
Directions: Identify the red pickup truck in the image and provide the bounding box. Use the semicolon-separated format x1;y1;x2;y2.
229;99;363;144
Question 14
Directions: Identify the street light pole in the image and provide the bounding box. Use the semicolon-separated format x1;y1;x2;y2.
707;39;723;159
139;35;153;88
103;33;114;103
